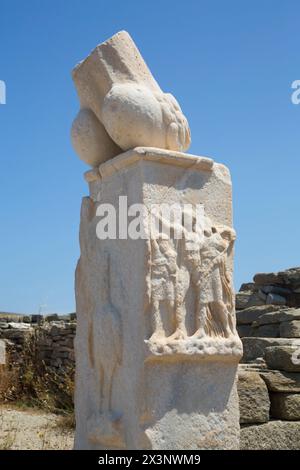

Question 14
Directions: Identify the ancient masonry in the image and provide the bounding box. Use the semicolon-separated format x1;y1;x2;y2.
0;314;76;371
237;267;300;449
71;31;242;450
1;268;300;448
1;30;299;450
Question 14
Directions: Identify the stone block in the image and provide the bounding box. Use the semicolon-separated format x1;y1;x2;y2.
264;346;300;372
31;314;43;324
237;325;252;338
245;292;266;308
22;316;31;323
266;293;286;306
251;324;280;338
242;337;295;362
236;305;282;325
260;370;300;392
239;282;256;292
280;320;300;338
261;285;291;296
258;308;300;325
238;371;270;424
287;292;300;309
279;267;300;290
253;272;281;285
8;322;32;330
257;290;267;302
270;393;300;420
240;421;300;450
236;292;252;310
45;314;59;322
50;325;65;336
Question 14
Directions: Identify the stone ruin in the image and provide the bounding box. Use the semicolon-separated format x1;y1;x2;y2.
237;266;300;449
2;31;298;451
1;268;300;448
71;31;242;450
0;314;76;372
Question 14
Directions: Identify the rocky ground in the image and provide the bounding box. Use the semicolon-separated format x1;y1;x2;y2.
0;406;74;450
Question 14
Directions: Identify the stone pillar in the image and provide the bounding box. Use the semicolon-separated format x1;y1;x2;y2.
72;31;242;450
74;147;242;450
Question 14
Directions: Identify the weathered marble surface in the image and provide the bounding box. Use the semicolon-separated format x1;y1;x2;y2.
71;31;190;167
74;148;242;449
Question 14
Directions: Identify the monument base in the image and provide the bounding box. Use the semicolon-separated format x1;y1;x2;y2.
74;147;242;450
143;361;239;450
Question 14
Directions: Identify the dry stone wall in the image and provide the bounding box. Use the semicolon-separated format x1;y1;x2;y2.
237;267;300;449
0;314;76;371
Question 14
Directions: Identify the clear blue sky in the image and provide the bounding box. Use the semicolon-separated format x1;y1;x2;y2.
0;0;299;314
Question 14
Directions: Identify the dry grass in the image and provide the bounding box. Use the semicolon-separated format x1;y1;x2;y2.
0;335;75;417
0;333;75;449
0;363;21;402
55;412;75;431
